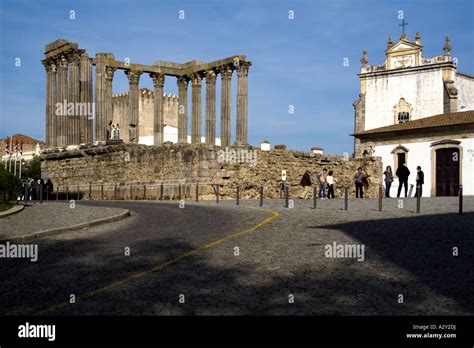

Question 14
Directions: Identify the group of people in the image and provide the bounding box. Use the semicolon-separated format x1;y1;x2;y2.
383;163;424;198
299;163;425;199
26;178;54;200
299;168;343;199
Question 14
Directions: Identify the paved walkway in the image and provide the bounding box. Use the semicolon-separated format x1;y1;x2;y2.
0;202;127;240
1;197;472;315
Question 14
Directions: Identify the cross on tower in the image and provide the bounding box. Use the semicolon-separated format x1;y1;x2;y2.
399;19;408;35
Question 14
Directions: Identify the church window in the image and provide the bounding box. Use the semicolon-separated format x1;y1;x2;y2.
393;98;413;124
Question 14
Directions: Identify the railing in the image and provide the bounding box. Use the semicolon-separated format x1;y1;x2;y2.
21;182;465;214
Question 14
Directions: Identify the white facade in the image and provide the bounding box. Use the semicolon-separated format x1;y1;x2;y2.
355;33;474;196
374;138;474;196
139;125;221;146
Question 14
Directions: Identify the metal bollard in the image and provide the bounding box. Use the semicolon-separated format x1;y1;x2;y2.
216;185;220;204
77;185;80;201
378;185;382;212
416;185;421;213
101;184;104;200
195;184;199;202
114;184;117;200
66;185;69;201
344;186;348;211
312;185;317;209
144;184;147;200
89;183;92;200
40;184;43;204
236;184;240;206
56;187;59;201
459;185;463;215
178;184;182;200
160;183;164;201
46;186;49;201
24;185;28;203
285;184;289;208
259;185;264;207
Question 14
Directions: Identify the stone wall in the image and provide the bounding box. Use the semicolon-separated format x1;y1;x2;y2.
40;144;383;200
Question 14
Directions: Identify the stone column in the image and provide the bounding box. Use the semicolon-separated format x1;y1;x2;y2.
151;73;165;145
220;65;232;147
191;73;202;144
105;66;116;140
56;55;68;147
79;52;93;143
236;61;250;146
94;53;108;142
205;70;217;145
125;70;142;143
177;76;189;144
68;52;81;145
44;60;57;148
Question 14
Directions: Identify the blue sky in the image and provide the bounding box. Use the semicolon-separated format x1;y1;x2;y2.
0;0;473;154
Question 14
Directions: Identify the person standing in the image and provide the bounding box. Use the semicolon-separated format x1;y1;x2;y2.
326;170;337;199
396;162;410;198
353;167;366;198
299;170;312;199
317;168;327;198
414;166;424;197
383;166;394;198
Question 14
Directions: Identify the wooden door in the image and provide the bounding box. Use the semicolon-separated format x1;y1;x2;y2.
436;148;460;196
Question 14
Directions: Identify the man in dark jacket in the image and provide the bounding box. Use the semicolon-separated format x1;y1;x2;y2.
396;163;410;198
299;170;312;199
414;166;424;197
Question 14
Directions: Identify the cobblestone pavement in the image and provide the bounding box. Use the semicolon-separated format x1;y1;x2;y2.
0;202;127;240
1;196;472;315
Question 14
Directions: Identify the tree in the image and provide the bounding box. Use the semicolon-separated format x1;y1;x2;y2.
23;155;41;180
0;167;22;202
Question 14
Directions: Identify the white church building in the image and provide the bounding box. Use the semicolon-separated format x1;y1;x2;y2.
352;32;474;196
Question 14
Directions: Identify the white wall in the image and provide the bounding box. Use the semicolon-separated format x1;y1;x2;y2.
374;138;474;196
140;125;221;146
456;74;474;112
365;69;445;130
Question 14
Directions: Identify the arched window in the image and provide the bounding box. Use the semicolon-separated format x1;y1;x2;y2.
393;98;413;124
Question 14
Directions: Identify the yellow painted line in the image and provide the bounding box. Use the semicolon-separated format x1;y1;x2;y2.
33;205;280;315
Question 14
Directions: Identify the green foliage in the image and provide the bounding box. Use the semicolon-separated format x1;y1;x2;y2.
0;166;23;202
23;155;42;180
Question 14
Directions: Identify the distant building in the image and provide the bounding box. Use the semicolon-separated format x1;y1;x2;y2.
1;134;45;162
352;33;474;196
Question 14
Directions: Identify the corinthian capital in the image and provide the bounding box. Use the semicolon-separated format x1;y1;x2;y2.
177;76;189;89
58;55;68;69
204;70;217;84
44;59;57;73
150;72;165;88
125;70;143;84
237;61;251;76
219;65;233;79
190;73;202;86
105;66;117;81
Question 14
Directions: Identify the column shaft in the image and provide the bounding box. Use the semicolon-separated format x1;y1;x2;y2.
126;70;142;143
236;62;250;145
151;73;165;145
57;55;68;147
94;53;107;142
177;77;189;143
68;53;80;145
79;52;93;143
105;66;116;140
191;74;202;144
205;70;216;145
45;61;57;148
220;66;232;147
